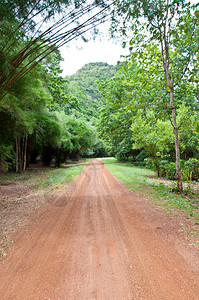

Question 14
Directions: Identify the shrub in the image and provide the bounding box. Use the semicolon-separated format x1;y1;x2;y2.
164;162;176;180
184;158;199;181
136;150;149;163
144;157;153;169
159;159;169;177
181;166;189;181
144;157;199;182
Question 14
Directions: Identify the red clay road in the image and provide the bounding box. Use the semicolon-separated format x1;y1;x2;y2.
0;160;199;299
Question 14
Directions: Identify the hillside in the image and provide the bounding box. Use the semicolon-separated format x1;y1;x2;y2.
66;62;118;118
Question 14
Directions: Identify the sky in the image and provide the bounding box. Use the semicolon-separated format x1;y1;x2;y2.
59;0;198;77
60;25;127;76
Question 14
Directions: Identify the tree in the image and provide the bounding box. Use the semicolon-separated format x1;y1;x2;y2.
32;112;63;166
99;71;136;160
64;117;93;159
69;62;118;103
44;51;69;105
131;110;174;176
0;111;16;172
0;63;52;172
0;0;114;99
0;49;67;172
111;0;199;191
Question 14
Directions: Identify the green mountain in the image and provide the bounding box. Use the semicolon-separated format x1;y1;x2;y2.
66;62;118;119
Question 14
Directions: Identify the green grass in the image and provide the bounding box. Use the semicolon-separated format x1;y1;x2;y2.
104;158;156;190
104;158;199;223
41;163;86;188
0;162;87;190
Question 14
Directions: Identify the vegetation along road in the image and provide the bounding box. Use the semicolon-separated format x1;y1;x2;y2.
0;160;199;299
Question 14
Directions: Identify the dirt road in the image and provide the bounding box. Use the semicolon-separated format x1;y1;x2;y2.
0;160;199;299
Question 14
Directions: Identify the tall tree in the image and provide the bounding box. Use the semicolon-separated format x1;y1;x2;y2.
111;0;199;191
99;71;136;160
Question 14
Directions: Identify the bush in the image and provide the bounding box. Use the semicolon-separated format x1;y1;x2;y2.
184;158;199;181
133;161;147;167
144;157;153;169
156;158;199;182
164;162;176;180
159;159;169;177
136;150;149;163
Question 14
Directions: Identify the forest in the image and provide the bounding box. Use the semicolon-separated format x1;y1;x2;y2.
0;0;199;193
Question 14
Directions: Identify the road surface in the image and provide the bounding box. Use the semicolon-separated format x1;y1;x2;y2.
0;160;199;299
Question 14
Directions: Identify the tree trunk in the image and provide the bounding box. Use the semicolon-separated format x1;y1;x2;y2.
15;135;19;172
23;135;28;173
160;32;183;192
15;133;28;173
170;87;183;192
20;137;25;173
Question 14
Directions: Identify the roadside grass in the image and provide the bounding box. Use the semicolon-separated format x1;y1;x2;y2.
0;161;87;190
41;163;86;189
104;158;199;225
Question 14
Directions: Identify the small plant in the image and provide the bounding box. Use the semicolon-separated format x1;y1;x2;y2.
183;183;195;197
169;181;178;192
159;159;169;177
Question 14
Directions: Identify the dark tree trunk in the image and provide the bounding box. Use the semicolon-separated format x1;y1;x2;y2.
22;134;28;173
15;135;19;172
170;88;183;192
15;133;28;173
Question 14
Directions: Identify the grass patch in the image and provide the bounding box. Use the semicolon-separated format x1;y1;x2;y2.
104;158;156;191
0;168;49;185
0;162;87;190
104;158;199;224
41;163;86;188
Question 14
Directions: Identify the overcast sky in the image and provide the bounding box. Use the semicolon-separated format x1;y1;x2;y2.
60;39;126;76
60;0;197;76
60;20;127;77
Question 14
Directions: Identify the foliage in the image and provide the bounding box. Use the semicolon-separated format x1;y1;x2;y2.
44;51;69;105
68;62;118;103
184;158;199;181
0;51;108;171
98;69;136;159
0;0;113;98
0;144;15;172
110;0;199;192
147;158;199;182
99;37;199;187
0;1;114;172
163;162;177;180
62;117;93;157
131;110;174;155
28;110;95;166
65;62;118;121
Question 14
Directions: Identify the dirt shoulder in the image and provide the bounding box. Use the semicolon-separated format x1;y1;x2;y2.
0;163;84;258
